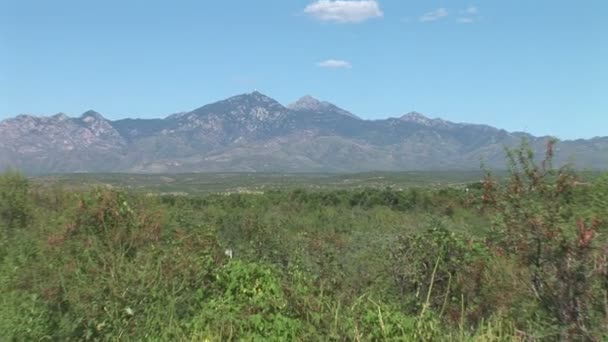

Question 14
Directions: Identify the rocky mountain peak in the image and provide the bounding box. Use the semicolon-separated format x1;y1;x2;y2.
80;110;106;123
399;111;455;128
288;95;324;111
288;95;360;119
400;111;430;123
8;114;36;122
225;91;283;107
52;113;70;121
73;110;123;140
189;92;287;124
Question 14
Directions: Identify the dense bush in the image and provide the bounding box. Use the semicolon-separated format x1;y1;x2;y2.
0;143;607;340
390;224;491;325
483;141;608;339
0;171;32;238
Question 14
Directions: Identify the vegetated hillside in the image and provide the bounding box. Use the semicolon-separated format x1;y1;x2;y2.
1;144;607;340
2;91;607;173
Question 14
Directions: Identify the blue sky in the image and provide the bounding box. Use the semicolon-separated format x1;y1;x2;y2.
1;0;606;139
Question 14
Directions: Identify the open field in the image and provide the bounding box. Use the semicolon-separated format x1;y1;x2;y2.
34;170;498;194
33;169;601;195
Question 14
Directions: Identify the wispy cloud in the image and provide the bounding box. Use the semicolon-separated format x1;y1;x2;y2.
317;59;352;69
457;17;475;24
458;6;479;23
419;8;448;22
462;6;478;15
304;0;383;23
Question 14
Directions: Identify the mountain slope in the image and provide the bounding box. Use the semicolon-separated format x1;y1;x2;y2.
0;92;605;173
0;111;128;173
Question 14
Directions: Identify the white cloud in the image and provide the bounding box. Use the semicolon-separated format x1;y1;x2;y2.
462;6;478;15
419;8;448;22
304;0;383;23
458;6;479;23
317;59;352;69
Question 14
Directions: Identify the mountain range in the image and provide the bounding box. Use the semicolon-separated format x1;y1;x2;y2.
1;91;607;174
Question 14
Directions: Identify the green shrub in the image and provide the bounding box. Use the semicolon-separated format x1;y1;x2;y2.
1;153;606;340
0;171;32;238
484;140;608;339
390;222;491;327
190;260;306;341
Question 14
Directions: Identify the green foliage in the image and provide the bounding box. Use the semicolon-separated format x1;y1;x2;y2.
190;260;305;340
591;173;608;214
0;171;32;238
0;291;52;341
485;140;608;339
391;222;492;326
0;158;606;340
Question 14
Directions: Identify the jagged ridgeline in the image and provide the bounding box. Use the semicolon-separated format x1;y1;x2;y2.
1;92;607;173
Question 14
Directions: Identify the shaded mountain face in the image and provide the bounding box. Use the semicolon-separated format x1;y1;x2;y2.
1;92;606;173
